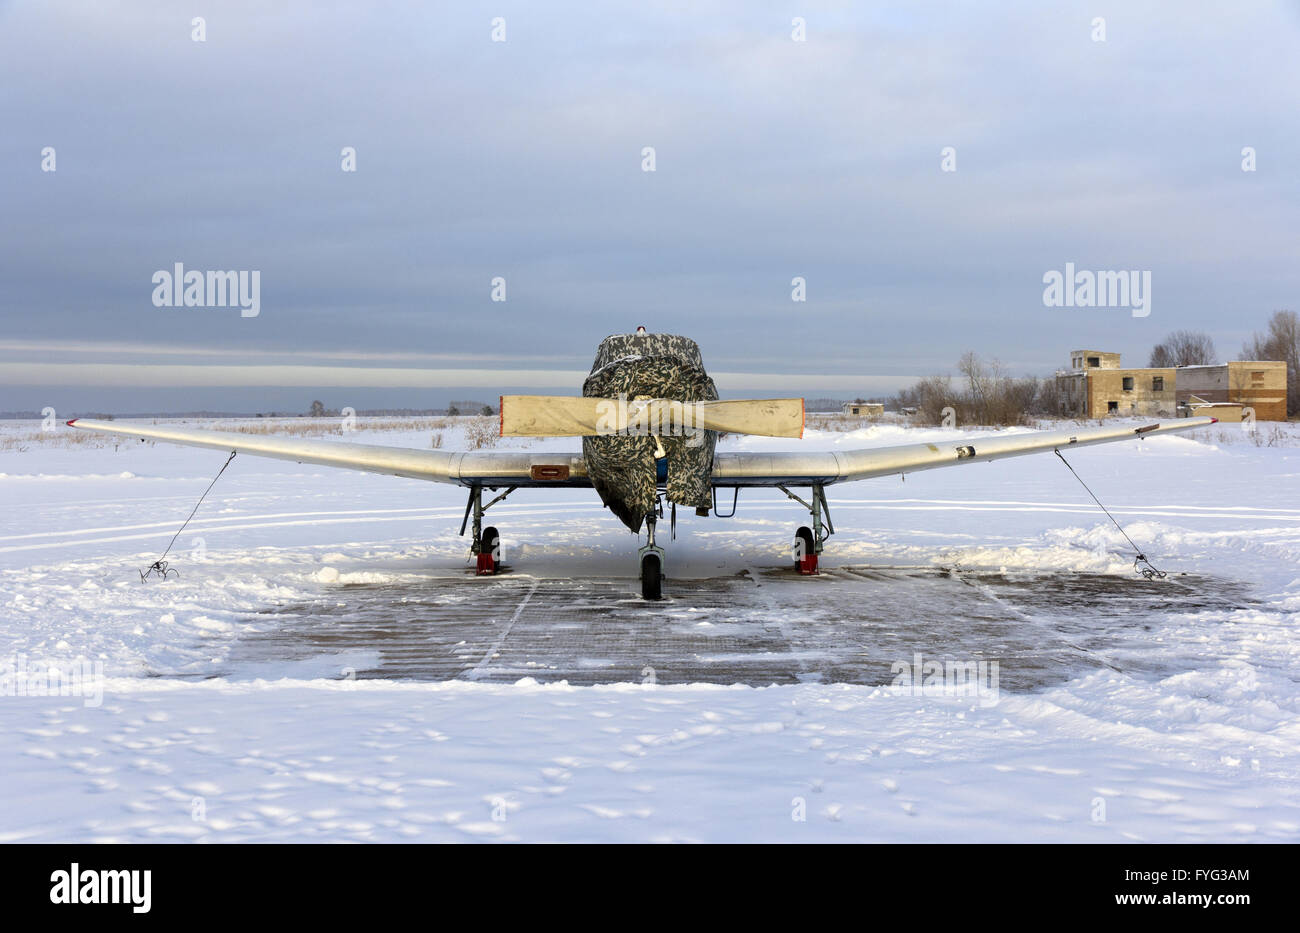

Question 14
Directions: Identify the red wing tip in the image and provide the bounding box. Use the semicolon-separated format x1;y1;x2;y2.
1210;418;1219;424
65;419;78;426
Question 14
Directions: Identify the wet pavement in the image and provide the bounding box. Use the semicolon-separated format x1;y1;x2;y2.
224;567;1257;691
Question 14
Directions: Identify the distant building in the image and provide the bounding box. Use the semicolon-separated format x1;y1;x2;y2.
1056;351;1288;421
1181;398;1247;422
1176;362;1287;422
1069;350;1122;371
1057;351;1175;418
842;399;884;417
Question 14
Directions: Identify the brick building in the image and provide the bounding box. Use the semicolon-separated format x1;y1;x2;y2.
1176;361;1288;422
1056;351;1288;421
1057;351;1176;419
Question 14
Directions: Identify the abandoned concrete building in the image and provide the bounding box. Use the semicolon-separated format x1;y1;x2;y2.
1056;351;1288;421
1057;351;1175;418
842;399;885;417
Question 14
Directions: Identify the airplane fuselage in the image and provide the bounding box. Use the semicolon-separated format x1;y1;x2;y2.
581;333;720;532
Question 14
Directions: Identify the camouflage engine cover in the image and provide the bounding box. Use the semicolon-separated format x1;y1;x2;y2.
582;333;719;533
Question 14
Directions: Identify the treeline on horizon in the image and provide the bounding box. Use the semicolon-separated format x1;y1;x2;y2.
892;310;1298;426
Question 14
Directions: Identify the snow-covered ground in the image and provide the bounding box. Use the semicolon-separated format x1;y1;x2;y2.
1;415;1298;842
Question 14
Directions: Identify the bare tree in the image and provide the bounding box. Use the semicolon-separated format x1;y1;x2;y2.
1242;310;1299;417
1033;374;1064;416
958;352;996;424
893;353;1040;426
1148;330;1217;368
916;374;957;424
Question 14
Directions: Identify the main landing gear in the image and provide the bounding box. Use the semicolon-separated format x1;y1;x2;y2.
778;483;833;575
460;485;516;576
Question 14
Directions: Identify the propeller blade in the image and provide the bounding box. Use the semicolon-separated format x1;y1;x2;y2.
694;398;804;438
498;395;607;437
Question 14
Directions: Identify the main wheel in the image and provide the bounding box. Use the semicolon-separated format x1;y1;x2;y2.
794;526;818;575
477;526;501;575
794;526;814;568
640;553;662;600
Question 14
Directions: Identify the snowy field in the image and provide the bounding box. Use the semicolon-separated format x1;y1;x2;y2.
1;414;1298;842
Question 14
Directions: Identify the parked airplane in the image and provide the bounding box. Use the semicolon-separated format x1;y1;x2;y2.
69;330;1215;599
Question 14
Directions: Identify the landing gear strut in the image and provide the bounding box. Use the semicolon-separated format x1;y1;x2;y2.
460;485;516;575
778;483;833;575
639;510;665;600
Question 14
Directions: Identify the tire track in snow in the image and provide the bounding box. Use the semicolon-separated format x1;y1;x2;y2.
948;570;1124;673
741;565;816;681
461;579;541;681
828;503;1300;522
0;505;607;554
0;507;459;542
833;498;1300;516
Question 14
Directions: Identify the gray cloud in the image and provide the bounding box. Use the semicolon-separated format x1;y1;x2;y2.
2;0;1297;411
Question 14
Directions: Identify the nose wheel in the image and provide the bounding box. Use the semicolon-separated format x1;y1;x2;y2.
638;510;665;600
640;551;662;600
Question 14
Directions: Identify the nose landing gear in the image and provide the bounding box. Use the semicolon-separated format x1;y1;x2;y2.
639;511;664;600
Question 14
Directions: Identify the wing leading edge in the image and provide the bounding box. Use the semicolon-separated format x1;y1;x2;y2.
66;419;591;488
69;415;1216;491
711;417;1217;487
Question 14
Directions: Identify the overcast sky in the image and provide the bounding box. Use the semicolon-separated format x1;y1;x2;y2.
2;0;1298;412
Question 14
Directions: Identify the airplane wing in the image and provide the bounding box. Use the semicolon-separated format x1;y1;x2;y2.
711;417;1217;486
66;419;592;488
69;415;1215;491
